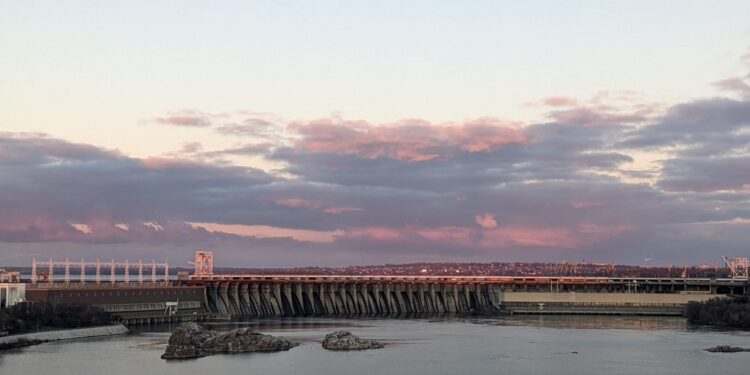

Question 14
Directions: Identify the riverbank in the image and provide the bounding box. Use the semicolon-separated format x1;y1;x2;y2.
0;325;129;350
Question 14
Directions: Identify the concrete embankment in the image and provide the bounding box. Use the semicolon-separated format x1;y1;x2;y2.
0;325;129;349
499;292;721;316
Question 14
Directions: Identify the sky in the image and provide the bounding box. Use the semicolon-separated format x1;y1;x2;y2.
1;1;750;267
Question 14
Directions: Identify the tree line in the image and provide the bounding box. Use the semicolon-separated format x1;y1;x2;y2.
686;297;750;328
0;303;113;334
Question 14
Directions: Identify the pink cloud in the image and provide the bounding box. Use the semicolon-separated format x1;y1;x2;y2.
273;198;362;214
290;117;526;162
0;214;78;242
475;213;498;229
0;215;160;243
713;77;750;100
549;107;646;127
537;91;660;127
339;224;592;249
481;227;579;248
274;198;324;210
139;157;198;170
323;206;362;214
570;200;606;209
542;96;578;107
577;223;633;236
189;222;341;243
741;50;750;66
416;226;474;245
341;227;408;241
153;109;212;127
180;142;203;153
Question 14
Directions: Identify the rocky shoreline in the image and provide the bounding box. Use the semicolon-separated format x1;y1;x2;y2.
161;322;298;359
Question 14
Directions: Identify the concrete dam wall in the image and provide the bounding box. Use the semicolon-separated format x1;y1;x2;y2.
204;282;719;317
206;282;503;316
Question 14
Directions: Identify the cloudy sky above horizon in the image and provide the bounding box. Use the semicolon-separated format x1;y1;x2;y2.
1;1;750;267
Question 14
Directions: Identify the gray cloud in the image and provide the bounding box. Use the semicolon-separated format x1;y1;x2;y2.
659;156;750;192
619;98;750;151
1;92;749;266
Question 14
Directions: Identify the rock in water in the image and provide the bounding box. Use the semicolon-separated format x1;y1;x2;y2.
322;330;385;351
162;322;298;359
704;345;750;353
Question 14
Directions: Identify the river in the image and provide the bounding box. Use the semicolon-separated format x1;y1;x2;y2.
0;316;748;374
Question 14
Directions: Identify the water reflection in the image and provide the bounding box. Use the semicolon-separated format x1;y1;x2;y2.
469;315;688;330
130;313;691;334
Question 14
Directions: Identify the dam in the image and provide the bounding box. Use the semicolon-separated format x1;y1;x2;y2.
187;273;749;317
21;252;750;321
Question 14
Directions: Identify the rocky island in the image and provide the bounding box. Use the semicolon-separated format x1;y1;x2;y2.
161;322;298;360
322;330;385;351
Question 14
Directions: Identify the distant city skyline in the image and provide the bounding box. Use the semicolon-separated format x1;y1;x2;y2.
1;1;750;267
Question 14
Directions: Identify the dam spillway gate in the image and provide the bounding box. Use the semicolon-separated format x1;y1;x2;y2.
204;281;497;316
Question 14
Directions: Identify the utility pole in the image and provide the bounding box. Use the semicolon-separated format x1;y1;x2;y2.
151;260;157;283
31;258;37;285
138;260;144;284
64;258;70;285
80;259;85;284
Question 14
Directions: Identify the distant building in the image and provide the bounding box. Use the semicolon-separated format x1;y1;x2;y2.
0;269;25;308
0;283;25;308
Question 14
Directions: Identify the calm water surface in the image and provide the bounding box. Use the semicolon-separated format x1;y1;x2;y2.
1;316;748;375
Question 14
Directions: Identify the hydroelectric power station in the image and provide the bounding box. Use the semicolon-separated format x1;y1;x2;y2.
18;251;750;324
